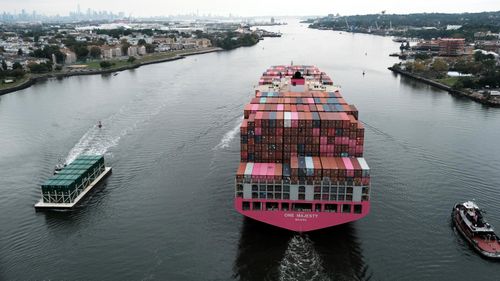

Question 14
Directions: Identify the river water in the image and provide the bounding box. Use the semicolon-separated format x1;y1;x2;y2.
1;20;499;281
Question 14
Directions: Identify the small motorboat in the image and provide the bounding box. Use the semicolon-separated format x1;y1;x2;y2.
452;201;500;259
54;163;66;175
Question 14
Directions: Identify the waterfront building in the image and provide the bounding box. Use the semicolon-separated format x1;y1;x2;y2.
438;38;466;56
111;47;122;57
61;49;77;64
196;38;211;48
127;46;138;57
101;46;113;59
138;45;146;55
153;37;176;44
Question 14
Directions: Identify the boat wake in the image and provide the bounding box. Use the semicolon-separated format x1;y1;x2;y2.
65;90;170;164
279;235;328;281
214;117;242;150
64;125;123;164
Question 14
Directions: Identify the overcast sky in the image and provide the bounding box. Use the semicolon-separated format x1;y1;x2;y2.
1;0;500;17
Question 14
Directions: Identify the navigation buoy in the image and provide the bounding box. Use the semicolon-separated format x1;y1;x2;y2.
98;121;102;128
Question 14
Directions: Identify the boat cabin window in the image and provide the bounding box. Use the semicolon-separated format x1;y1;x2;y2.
292;203;312;212
266;202;279;211
354;204;362;214
325;204;337;212
315;204;322;212
252;202;261;210
242;201;250;210
281;202;289;211
342;204;351;213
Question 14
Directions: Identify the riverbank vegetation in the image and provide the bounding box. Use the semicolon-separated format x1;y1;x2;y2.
0;75;29;90
0;59;26;85
393;51;500;90
308;11;500;41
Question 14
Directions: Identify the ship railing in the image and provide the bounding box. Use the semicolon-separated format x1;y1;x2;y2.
235;178;370;202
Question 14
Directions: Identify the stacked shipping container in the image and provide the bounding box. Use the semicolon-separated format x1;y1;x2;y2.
237;66;370;200
241;85;365;162
235;66;370;232
41;155;106;203
235;65;371;231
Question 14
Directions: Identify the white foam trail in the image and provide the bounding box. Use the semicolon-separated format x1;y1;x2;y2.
214;117;242;150
64;89;170;164
279;235;327;281
65;126;122;164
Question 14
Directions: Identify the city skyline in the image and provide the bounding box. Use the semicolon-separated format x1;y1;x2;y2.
1;0;500;18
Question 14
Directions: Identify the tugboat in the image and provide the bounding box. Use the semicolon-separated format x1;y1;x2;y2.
452;201;500;259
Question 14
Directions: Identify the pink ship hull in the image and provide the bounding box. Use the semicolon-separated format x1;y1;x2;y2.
235;198;370;232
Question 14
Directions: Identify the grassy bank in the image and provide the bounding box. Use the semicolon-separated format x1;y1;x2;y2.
83;60;133;70
82;48;215;71
389;66;500;107
0;76;31;90
435;77;459;87
0;47;222;96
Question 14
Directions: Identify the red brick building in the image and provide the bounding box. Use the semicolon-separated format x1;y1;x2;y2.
438;38;466;56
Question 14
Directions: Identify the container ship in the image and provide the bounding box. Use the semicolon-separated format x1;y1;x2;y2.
35;155;111;210
234;65;371;232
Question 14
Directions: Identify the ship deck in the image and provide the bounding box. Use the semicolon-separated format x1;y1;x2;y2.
34;167;112;210
255;77;339;93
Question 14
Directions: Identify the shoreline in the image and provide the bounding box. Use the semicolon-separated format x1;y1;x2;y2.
389;67;500;107
0;47;223;96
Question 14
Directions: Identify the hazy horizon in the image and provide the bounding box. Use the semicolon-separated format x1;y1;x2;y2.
1;0;500;17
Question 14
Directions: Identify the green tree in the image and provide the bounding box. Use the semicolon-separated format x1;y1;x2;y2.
413;60;426;72
10;68;25;78
145;43;155;53
138;39;147;45
431;58;448;72
28;62;52;73
100;61;113;68
474;50;495;62
17;49;23;56
74;45;89;60
89;46;102;59
127;56;136;63
13;62;23;70
121;40;131;55
1;60;7;71
457;77;477;89
32;45;65;64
